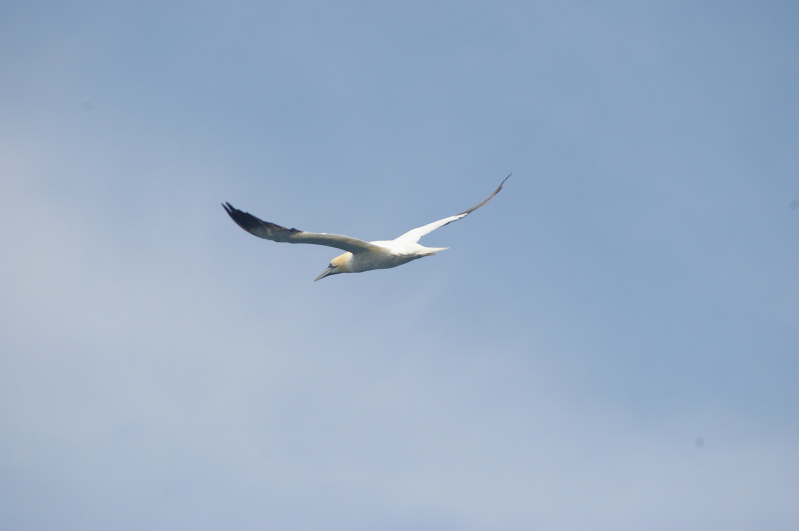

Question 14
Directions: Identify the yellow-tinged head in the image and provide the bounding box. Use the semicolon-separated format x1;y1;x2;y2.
314;253;352;281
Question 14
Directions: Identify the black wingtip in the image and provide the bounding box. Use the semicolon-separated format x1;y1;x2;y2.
223;203;252;229
491;174;511;196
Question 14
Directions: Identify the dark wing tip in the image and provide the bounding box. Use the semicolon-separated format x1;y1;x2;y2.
495;173;512;193
222;202;302;241
222;202;266;234
457;174;512;217
222;202;248;225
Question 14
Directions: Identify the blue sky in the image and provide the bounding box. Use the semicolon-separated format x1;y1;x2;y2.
2;1;798;529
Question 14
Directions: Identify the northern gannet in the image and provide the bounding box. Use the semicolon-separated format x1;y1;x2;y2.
223;175;510;281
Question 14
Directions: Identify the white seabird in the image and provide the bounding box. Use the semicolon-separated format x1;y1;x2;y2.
223;175;510;281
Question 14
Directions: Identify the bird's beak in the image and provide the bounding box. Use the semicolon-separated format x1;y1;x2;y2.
314;265;336;282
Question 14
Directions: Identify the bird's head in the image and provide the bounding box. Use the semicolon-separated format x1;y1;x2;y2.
314;253;352;281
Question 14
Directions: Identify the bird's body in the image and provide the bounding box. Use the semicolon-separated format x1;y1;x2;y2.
223;175;510;281
330;239;447;274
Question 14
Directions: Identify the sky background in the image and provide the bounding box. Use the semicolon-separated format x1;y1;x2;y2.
2;1;798;529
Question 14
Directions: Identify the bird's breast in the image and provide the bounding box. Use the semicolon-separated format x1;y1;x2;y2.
349;245;418;272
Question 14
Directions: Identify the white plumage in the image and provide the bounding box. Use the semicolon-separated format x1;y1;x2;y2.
223;175;510;281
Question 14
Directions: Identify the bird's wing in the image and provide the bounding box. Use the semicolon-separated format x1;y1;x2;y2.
223;203;382;254
394;174;510;243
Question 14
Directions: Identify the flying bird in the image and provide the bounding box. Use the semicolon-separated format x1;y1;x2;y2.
223;175;510;281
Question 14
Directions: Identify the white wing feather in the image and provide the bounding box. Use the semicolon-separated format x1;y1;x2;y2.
394;174;510;243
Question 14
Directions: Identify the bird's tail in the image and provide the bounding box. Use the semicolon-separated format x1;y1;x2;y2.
422;247;449;255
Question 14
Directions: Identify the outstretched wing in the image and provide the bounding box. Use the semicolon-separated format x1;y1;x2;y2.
222;203;382;254
394;174;510;243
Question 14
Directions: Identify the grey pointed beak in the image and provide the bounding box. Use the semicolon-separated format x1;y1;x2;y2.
314;265;336;282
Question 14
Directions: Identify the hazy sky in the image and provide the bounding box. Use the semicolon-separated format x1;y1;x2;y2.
2;2;798;529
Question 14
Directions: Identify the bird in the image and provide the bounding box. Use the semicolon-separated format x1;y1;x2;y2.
223;175;510;281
